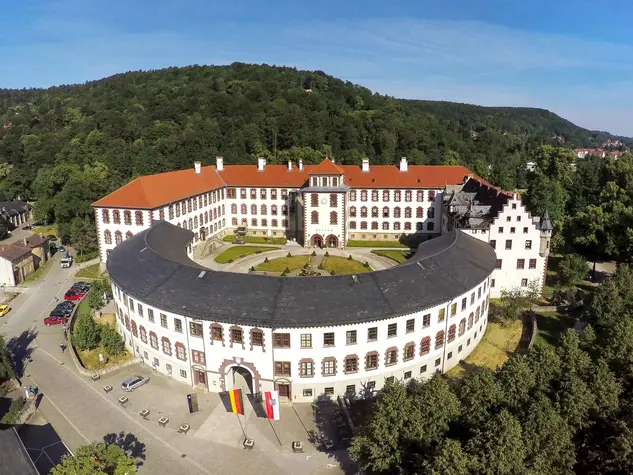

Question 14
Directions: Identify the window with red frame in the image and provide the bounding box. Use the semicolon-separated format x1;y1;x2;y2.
394;191;401;202
271;189;277;199
382;222;389;230
192;350;206;365
459;319;466;336
435;331;445;348
271;205;278;215
251;218;257;227
404;207;412;218
360;221;367;230
448;324;456;342
428;190;436;201
260;189;267;199
330;194;337;207
371;206;378;218
350;206;357;217
168;205;174;219
139;327;147;343
382;190;390;201
428;207;436;218
394;207;401;218
102;209;110;223
311;211;319;224
161;337;172;356
361;190;367;201
416;207;423;218
405;190;412;202
350;221;356;229
371;190;378;201
330;212;338;225
420;337;431;355
404;222;412;231
250;204;257;215
311;194;318;207
371;221;378;230
382;207;389;218
250;189;256;199
231;204;237;214
281;189;288;199
281;205;288;215
114;231;122;244
394;222;401;231
240;189;246;199
349;190;356;201
416;191;424;202
261;204;267;215
104;230;112;244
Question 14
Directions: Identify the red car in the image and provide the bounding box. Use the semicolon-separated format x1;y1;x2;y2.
44;315;67;326
64;291;83;301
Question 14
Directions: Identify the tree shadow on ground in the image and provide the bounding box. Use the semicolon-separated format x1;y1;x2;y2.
7;329;37;380
103;431;146;467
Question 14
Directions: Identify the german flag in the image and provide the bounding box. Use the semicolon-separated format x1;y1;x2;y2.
228;388;244;415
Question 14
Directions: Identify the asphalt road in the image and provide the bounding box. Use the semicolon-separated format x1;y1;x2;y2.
2;255;344;475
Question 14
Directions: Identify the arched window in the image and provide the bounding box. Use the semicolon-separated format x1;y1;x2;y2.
194;216;198;228
169;205;174;219
371;206;378;218
435;331;445;349
231;204;237;214
104;230;112;244
330;194;337;207
113;210;121;224
311;194;318;207
382;207;389;218
123;210;132;225
404;207;412;218
394;207;401;218
271;205;278;215
360;206;368;218
101;209;110;223
131;320;138;337
188;218;193;229
448;324;456;342
311;211;319;224
261;204;267;215
459;319;466;336
350;206;357;218
240;204;247;214
475;307;481;322
139;326;147;343
416;207;423;218
330;211;338;225
420;337;431;355
360;221;367;230
468;313;474;329
125;231;133;240
371;221;378;230
161;337;172;356
213;208;218;219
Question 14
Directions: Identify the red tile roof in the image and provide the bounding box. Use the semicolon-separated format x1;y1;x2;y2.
92;159;481;209
92;166;226;209
308;158;344;175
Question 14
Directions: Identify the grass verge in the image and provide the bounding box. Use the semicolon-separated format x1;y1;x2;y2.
370;250;412;264
32;224;57;236
321;256;371;275
75;310;131;370
447;319;523;379
24;258;55;283
346;240;407;248
214;246;280;264
534;310;576;347
75;250;99;263
256;255;310;272
223;235;287;245
75;263;103;280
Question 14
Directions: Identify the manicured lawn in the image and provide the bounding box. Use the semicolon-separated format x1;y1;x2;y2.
32;223;57;237
534;310;576;347
346;240;407;248
222;235;287;245
321;256;371;275
24;258;55;283
75;263;103;280
256;255;310;272
371;250;412;264
447;319;523;379
214;246;280;264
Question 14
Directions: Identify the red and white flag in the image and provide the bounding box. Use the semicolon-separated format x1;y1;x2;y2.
264;390;280;420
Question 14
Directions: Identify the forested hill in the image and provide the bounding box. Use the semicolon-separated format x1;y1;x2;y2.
0;62;626;235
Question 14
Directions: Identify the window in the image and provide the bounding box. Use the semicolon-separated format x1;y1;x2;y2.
420;337;431;355
393;207;401;218
180;369;187;379
367;327;378;341
423;314;431;327
525;240;532;250
498;227;504;233
384;349;397;367
517;259;525;269
521;278;528;287
523;227;529;234
490;240;496;249
361;190;367;201
506;216;511;222
231;328;243;344
174;318;182;333
139;326;147;343
394;190;401;202
323;359;336;376
192;350;206;365
330;194;338;207
448;324;456;342
495;259;502;269
427;222;435;231
512;203;517;209
345;357;358;373
323;332;335;346
459;319;466;336
349;190;356;201
346;330;357;345
366;353;378;370
387;323;397;337
350;206;357;217
135;211;144;226
461;297;467;311
211;326;223;342
382;206;389;218
420;365;427;374
330;211;338;225
303;389;313;397
383;190;390;201
505;240;512;250
416;207;423;219
311;194;318;207
160;313;168;328
161;337;172;356
150;332;158;349
404;207;412;218
147;309;154;323
176;343;186;361
300;361;314;377
104;230;112;244
371;190;378;202
324;387;334;395
438;308;445;322
404;344;415;361
273;333;291;348
275;362;291;376
394;222;401;230
114;231;122;245
450;303;457;316
311;211;318;224
529;258;537;269
491;279;496;287
371;206;378;218
435;358;441;367
382;222;390;230
468;313;474;329
346;385;356;395
510;227;516;234
281;189;288;199
187;321;202;337
435;331;445;349
406;319;415;332
447;351;453;360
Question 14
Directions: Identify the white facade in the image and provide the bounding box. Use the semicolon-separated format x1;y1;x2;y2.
111;276;491;401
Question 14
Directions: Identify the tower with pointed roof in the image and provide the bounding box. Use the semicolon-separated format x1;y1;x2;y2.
539;209;553;258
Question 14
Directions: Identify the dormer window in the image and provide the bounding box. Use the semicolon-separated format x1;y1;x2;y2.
322;177;328;187
312;177;318;186
333;177;338;187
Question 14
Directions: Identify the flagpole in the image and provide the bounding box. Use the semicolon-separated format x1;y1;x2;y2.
236;413;247;439
268;419;282;447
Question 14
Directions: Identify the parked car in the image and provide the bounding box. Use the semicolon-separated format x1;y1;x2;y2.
44;315;67;326
71;282;91;292
64;291;83;301
55;301;75;311
121;375;149;392
50;308;71;318
0;305;9;317
23;224;34;230
68;286;87;296
58;246;66;253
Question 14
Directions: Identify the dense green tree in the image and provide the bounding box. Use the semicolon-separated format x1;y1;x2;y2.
51;441;136;475
71;312;100;351
557;254;588;287
70;216;98;256
0;333;15;382
99;326;125;357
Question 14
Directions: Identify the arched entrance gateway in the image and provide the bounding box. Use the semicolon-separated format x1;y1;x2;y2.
230;366;254;395
199;227;206;242
325;234;338;248
311;234;323;248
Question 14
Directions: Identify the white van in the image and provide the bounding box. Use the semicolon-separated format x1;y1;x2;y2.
61;257;73;268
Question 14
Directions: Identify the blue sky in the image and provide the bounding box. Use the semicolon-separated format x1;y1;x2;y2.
2;0;633;135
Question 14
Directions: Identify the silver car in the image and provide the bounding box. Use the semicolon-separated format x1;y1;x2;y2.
121;375;149;392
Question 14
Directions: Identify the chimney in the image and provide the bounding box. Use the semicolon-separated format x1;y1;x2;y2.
287;160;292;172
23;238;28;246
298;159;303;171
362;157;370;173
193;161;202;175
216;156;224;171
399;156;408;172
257;157;266;172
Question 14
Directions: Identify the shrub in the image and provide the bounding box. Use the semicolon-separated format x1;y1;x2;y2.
283;267;291;274
228;259;233;263
330;271;336;275
311;251;316;256
280;272;287;277
249;266;255;272
75;250;99;263
303;262;309;269
0;397;26;424
264;257;269;263
287;252;292;257
364;261;370;268
100;325;126;357
325;251;329;257
72;312;100;351
87;290;105;310
255;250;261;254
348;255;353;260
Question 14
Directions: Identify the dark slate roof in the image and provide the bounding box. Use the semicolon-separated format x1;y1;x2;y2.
539;209;554;231
0;427;38;474
107;221;496;328
0;200;30;217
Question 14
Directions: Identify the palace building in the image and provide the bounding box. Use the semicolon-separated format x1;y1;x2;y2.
92;156;552;298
